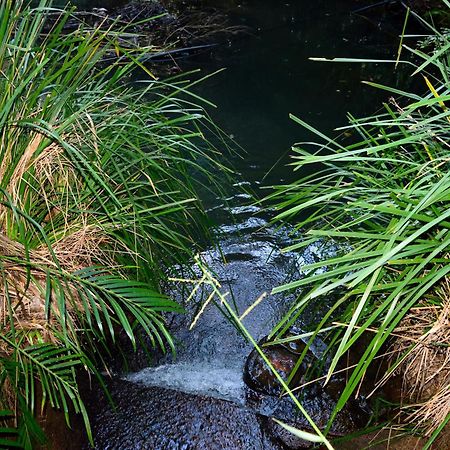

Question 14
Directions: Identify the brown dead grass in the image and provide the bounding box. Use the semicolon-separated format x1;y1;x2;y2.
0;133;114;353
0;229;106;346
391;281;450;437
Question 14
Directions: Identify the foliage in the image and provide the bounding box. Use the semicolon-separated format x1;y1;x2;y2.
0;0;228;447
268;6;450;444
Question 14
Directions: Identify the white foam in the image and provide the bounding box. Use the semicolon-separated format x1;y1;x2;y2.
125;363;245;404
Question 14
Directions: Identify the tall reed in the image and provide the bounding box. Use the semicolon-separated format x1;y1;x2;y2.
0;0;228;447
269;6;450;446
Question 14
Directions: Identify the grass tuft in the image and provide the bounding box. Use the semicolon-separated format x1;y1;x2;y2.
269;4;450;443
0;0;230;446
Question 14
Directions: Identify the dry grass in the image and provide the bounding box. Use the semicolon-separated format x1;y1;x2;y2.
0;229;106;345
391;281;450;436
0;133;76;223
50;224;111;272
405;383;450;437
0;132;115;352
1;234;61;339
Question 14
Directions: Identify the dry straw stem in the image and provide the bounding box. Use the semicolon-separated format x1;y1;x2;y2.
0;227;109;348
392;281;450;435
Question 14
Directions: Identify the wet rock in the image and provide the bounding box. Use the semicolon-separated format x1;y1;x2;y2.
243;335;372;449
86;379;283;450
243;337;318;396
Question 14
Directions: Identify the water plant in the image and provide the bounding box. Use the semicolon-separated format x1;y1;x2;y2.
268;6;450;447
0;0;227;447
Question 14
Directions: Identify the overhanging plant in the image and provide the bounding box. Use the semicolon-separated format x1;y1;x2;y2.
269;5;450;446
0;0;229;446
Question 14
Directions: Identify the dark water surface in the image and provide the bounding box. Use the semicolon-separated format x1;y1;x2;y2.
60;1;410;448
182;0;407;186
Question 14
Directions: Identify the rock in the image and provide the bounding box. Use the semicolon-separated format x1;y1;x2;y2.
243;337;317;396
86;379;283;450
243;335;373;449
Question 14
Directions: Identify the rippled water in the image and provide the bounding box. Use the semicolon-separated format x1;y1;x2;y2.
126;196;302;383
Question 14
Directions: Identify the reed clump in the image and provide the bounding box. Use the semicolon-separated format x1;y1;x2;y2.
269;5;450;446
0;1;227;447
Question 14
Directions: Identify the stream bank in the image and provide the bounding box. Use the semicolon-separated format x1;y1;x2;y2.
39;1;447;449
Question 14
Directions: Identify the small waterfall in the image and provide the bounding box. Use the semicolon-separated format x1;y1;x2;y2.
125;363;245;404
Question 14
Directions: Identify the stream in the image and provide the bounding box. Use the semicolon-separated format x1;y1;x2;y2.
62;1;409;448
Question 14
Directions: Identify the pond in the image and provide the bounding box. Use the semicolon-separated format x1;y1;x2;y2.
182;0;406;187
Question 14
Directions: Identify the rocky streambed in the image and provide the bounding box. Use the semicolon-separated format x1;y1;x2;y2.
83;198;375;450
